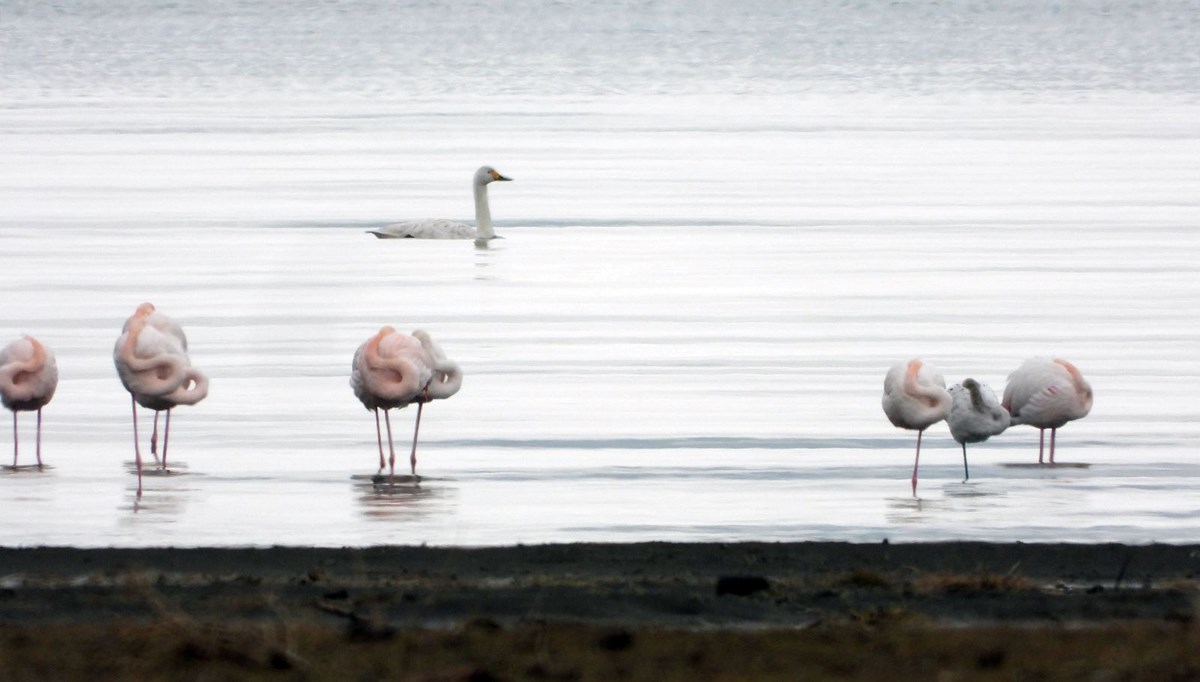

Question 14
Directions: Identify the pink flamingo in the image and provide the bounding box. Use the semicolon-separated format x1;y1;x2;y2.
113;303;208;495
1002;358;1093;464
882;358;952;496
351;327;462;480
0;336;59;468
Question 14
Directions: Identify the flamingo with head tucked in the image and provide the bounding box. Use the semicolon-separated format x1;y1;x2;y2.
946;378;1009;481
351;327;462;480
1002;358;1093;464
0;336;58;468
882;358;952;496
113;303;208;495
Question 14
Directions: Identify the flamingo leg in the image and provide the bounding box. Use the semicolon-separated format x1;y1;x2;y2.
373;408;385;472
36;408;43;468
1049;428;1057;464
961;442;969;482
382;408;396;481
1037;429;1045;464
410;400;425;478
130;394;143;498
150;410;159;457
911;429;923;497
11;411;17;468
161;409;171;469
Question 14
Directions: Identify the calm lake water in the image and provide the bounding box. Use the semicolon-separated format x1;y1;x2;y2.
2;0;1199;547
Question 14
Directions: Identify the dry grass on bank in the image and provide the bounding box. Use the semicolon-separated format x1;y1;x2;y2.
2;617;1198;682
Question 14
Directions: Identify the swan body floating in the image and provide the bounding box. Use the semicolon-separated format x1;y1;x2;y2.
350;326;463;479
0;336;58;468
368;166;512;240
946;378;1009;480
1002;357;1093;464
882;358;952;496
114;303;209;496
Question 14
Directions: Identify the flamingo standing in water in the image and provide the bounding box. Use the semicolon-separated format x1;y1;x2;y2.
882;358;952;496
946;378;1009;481
0;336;59;468
1002;358;1093;464
113;303;208;495
351;327;462;480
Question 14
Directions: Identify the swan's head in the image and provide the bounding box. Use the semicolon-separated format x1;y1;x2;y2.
475;166;512;185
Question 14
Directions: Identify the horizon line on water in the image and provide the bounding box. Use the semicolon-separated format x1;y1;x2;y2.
429;436;1155;451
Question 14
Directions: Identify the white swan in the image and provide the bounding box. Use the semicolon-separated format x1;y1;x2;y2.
368;166;512;240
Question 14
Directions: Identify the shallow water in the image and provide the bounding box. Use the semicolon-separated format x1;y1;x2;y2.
1;0;1199;547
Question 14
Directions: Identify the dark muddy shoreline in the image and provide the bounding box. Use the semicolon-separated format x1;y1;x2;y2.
2;542;1198;680
2;541;1197;627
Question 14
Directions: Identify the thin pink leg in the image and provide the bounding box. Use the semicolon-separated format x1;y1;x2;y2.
131;394;143;497
150;410;159;456
382;408;396;480
1049;428;1057;464
410;401;425;477
373;408;385;472
910;429;923;497
1037;429;1045;464
36;408;43;468
11;411;17;468
161;409;171;469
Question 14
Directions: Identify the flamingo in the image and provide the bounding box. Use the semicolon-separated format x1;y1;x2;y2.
367;166;512;241
113;303;208;495
882;358;952;496
135;311;187;459
946;378;1009;481
0;336;59;468
1002;358;1093;464
350;326;462;480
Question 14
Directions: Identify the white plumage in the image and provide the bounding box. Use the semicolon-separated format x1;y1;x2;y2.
368;166;512;240
1002;357;1093;464
350;327;463;479
113;303;208;496
882;358;952;496
0;336;58;468
946;378;1009;480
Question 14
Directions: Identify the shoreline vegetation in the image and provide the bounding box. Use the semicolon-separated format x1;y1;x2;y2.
2;541;1198;680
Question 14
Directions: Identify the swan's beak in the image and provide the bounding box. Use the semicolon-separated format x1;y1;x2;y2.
490;170;512;182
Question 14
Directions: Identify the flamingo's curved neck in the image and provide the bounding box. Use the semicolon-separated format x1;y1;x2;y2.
165;368;209;405
0;338;46;400
119;318;186;395
1055;359;1085;392
904;360;948;414
473;181;494;240
1055;358;1093;410
364;328;423;400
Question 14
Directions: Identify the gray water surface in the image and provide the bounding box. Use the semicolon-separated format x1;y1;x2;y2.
1;0;1198;547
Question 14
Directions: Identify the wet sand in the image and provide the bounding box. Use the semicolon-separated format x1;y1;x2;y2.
1;542;1198;680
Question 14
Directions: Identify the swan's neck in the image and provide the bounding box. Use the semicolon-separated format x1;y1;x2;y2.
473;182;495;240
